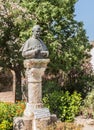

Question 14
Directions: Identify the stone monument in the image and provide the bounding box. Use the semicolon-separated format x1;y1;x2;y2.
13;25;57;130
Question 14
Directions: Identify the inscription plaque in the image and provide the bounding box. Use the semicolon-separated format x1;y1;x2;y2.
33;108;50;119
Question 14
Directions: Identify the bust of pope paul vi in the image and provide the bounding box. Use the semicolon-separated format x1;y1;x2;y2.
20;25;49;59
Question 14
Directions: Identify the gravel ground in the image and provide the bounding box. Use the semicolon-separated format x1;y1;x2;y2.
75;116;94;130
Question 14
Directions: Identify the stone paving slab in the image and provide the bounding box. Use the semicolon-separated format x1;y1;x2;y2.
75;116;94;130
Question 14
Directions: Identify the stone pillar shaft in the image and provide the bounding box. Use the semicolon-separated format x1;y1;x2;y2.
28;82;42;104
23;59;50;117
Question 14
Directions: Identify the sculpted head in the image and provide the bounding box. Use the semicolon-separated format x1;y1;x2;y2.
32;25;41;39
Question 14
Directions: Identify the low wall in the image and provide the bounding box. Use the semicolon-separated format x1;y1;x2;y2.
0;91;15;103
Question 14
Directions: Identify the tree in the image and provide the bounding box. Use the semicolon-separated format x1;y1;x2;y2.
0;0;93;99
21;0;93;96
19;0;90;70
0;0;32;100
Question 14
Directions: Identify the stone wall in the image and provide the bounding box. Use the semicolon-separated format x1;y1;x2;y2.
0;91;15;103
0;68;15;103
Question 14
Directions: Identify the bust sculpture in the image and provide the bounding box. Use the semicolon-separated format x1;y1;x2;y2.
20;25;49;59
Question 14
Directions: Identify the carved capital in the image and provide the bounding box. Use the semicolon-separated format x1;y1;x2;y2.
24;59;50;69
24;59;50;83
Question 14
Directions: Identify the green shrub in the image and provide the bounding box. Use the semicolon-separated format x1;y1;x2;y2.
0;102;25;130
83;89;94;109
43;91;82;122
81;89;94;118
0;120;11;130
43;80;61;96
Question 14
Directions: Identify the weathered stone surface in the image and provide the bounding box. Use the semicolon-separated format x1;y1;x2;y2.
13;58;57;130
13;117;32;130
33;108;50;119
50;114;57;123
24;103;43;118
24;59;50;118
13;25;57;130
33;117;51;130
0;91;15;103
13;115;57;130
20;25;49;59
28;82;42;103
32;114;57;130
24;59;50;69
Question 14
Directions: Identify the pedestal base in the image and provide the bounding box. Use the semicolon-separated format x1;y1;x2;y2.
24;103;43;117
13;114;57;130
13;117;32;130
32;117;51;130
32;113;57;130
13;58;57;129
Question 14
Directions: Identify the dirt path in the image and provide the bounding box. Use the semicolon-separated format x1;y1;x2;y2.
75;116;94;130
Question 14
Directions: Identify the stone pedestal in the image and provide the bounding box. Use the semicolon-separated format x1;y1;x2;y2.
24;59;52;130
24;59;50;117
13;59;57;130
13;117;32;130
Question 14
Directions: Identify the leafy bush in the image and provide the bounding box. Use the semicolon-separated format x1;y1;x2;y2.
0;102;25;130
43;91;82;121
83;89;94;109
81;89;94;118
43;80;61;96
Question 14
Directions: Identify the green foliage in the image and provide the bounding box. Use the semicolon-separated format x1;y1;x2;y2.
81;89;94;118
0;0;30;99
0;102;25;130
63;66;94;98
0;0;93;100
43;91;82;122
0;120;11;130
84;89;94;109
21;0;93;97
42;80;61;96
21;0;90;72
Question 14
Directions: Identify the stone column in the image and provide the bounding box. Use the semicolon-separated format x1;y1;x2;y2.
23;59;50;118
13;58;57;130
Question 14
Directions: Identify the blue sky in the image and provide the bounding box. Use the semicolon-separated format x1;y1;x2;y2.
75;0;94;41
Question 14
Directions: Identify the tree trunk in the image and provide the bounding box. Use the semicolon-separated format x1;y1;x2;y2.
14;66;22;101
